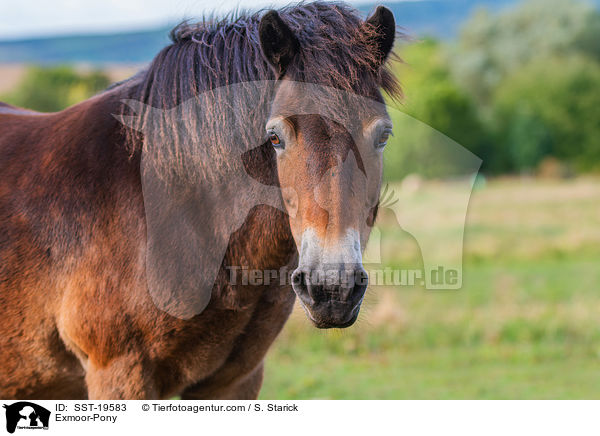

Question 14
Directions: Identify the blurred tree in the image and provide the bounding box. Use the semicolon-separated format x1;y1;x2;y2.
2;66;110;112
574;7;600;59
492;55;600;172
384;39;489;179
450;0;600;106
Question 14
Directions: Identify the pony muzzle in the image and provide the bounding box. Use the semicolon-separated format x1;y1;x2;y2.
291;229;368;328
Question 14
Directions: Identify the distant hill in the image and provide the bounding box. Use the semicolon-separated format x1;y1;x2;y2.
0;0;596;65
0;27;171;64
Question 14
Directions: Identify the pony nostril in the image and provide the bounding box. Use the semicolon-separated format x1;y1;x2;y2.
292;269;316;301
354;268;369;289
292;269;324;302
341;268;368;300
291;270;306;289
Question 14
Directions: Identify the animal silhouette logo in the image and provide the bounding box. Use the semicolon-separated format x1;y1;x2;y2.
2;402;50;433
117;81;482;319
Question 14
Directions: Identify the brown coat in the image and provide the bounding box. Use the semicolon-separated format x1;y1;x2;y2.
0;91;296;399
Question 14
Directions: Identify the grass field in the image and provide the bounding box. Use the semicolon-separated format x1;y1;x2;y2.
260;177;600;399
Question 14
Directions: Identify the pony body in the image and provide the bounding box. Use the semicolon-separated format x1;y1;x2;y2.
0;2;398;399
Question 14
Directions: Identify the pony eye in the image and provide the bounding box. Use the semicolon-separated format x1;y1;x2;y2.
376;128;393;148
268;131;284;148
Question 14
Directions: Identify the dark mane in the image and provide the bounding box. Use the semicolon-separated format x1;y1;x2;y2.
121;1;401;179
126;1;400;103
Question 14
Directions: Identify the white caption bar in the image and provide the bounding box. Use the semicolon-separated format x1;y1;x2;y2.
0;400;597;436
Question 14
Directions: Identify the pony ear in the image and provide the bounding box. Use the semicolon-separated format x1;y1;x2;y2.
259;10;300;75
366;6;396;65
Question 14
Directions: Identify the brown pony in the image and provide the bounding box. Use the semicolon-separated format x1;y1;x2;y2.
0;2;399;399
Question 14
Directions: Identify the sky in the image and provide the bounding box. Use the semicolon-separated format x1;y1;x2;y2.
0;0;414;40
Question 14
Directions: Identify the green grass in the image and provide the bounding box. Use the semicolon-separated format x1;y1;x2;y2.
259;177;600;399
262;342;600;399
